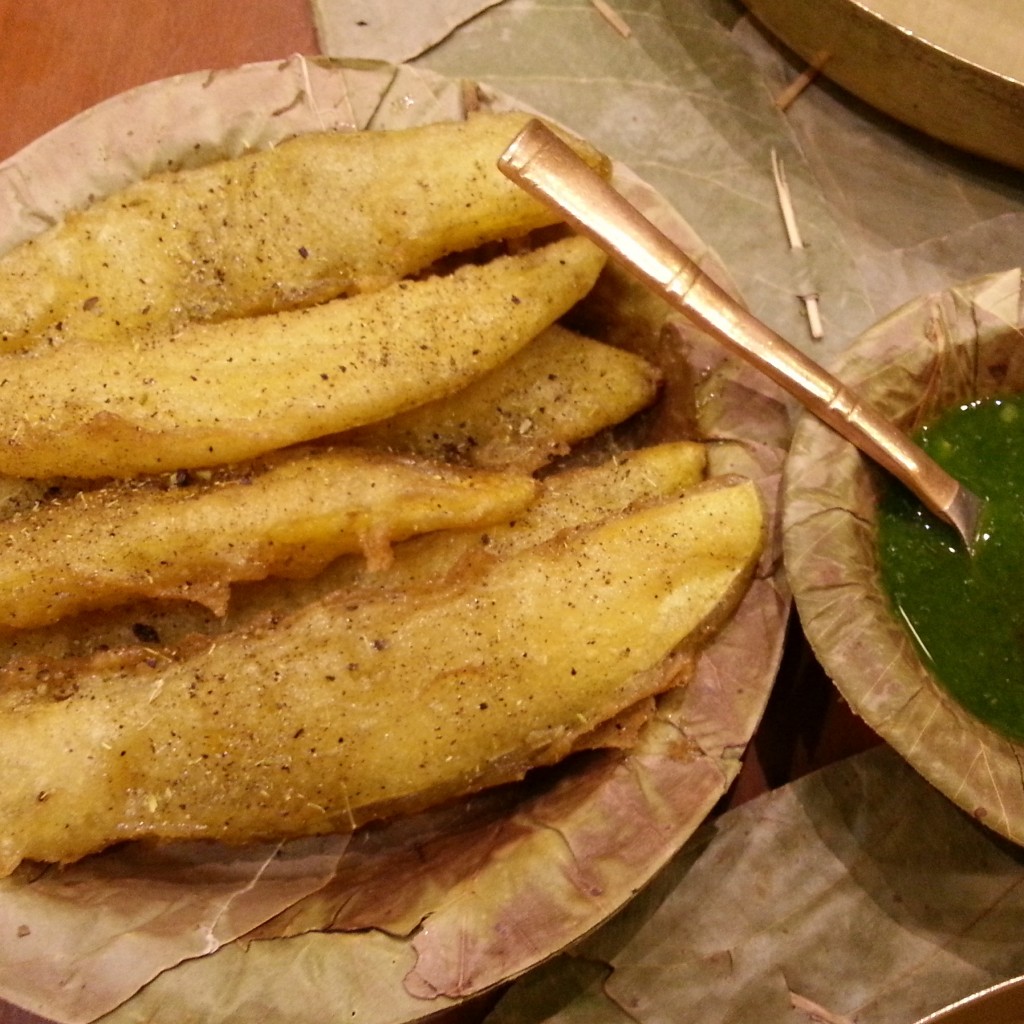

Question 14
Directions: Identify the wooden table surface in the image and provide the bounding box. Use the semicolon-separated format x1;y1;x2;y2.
0;3;879;1022
0;0;318;162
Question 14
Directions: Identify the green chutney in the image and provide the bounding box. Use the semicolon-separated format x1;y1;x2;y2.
877;395;1024;742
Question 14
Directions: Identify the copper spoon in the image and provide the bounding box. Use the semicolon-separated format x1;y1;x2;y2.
498;119;983;552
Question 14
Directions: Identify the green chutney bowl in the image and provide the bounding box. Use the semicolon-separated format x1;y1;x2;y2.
783;268;1024;846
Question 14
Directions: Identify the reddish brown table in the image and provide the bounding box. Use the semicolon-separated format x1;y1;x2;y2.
0;0;317;162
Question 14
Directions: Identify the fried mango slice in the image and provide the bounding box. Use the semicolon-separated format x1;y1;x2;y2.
0;478;763;873
0;442;709;672
0;236;605;478
165;440;710;639
0;113;609;353
0;448;537;631
324;440;709;593
345;324;662;470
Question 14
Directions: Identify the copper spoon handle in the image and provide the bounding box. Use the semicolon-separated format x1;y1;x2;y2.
499;119;982;550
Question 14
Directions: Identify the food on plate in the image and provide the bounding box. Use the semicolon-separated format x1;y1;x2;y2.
0;112;610;354
0;444;711;688
345;323;662;470
0;235;605;478
0;447;537;630
324;440;709;593
3;441;705;663
877;394;1024;741
0;479;763;874
0;110;767;876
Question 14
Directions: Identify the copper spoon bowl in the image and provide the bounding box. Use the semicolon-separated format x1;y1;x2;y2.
498;119;983;552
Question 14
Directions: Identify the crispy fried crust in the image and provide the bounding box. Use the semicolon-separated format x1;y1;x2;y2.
0;237;606;477
0;113;610;353
0;480;762;874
